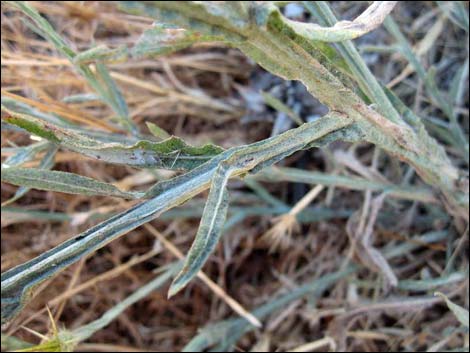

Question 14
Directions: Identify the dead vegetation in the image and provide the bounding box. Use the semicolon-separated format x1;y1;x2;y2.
1;1;469;352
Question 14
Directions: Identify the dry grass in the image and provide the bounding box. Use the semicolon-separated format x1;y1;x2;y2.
1;1;469;352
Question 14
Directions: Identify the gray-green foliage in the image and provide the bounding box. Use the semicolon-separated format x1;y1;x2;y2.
1;0;468;338
1;167;142;199
2;106;224;171
119;1;467;215
168;163;232;297
1;141;57;205
1;109;351;322
435;292;470;329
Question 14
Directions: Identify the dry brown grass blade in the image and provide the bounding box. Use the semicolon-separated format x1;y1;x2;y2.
109;71;237;114
143;223;262;328
288;336;336;352
7;249;160;333
260;184;325;252
1;90;119;132
329;296;444;351
52;258;86;323
387;15;446;88
346;192;398;287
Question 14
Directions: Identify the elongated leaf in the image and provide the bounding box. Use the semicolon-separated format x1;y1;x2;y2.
436;1;469;32
2;144;58;206
121;2;346;85
119;2;246;44
1;112;351;324
2;106;224;170
2;141;50;168
146;122;171;140
397;272;466;291
1;180;207;323
168;164;232;297
94;61;131;130
1;167;141;199
435;292;470;328
252;167;437;203
281;1;398;42
72;45;129;65
166;113;352;295
304;1;402;124
62;93;101;104
1;207;72;225
261;91;303;126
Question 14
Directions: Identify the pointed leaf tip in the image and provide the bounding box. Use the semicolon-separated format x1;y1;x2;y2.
168;164;232;296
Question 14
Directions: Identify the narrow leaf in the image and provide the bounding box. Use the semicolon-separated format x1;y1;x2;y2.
435;292;470;328
1;167;141;199
168;164;232;297
146;122;171;140
436;1;469;32
72;45;129;65
1;141;50;168
2;144;58;206
2;107;224;170
281;1;398;42
304;1;402;123
261;91;303;126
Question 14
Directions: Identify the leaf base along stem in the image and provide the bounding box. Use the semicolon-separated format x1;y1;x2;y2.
1;111;351;324
127;1;466;220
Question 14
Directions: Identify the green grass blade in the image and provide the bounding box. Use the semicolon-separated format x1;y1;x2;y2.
1;207;72;224
2;141;50;168
397;272;467;291
436;1;469;32
261;91;303;126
